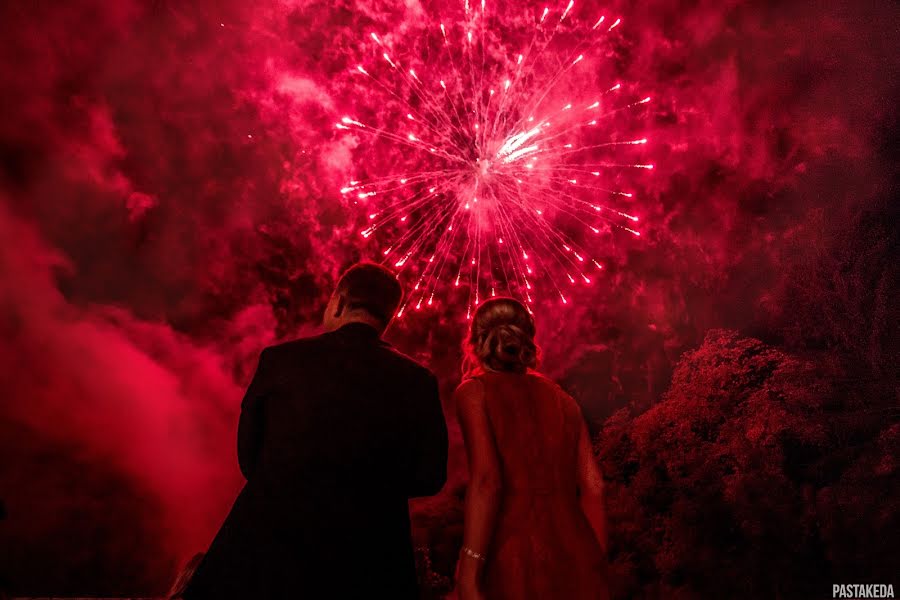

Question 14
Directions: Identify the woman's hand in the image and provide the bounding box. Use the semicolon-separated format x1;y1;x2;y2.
455;552;486;600
457;578;486;600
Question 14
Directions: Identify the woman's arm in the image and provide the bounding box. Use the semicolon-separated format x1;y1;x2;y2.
455;378;503;597
576;414;608;555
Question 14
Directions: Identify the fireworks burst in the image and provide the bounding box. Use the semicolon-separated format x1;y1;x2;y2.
337;0;654;318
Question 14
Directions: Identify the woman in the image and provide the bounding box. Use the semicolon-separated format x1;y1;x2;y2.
455;298;609;600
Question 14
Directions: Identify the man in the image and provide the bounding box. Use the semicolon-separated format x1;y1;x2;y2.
183;263;449;599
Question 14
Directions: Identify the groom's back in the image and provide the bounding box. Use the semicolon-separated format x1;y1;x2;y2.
253;323;441;503
184;264;448;599
220;322;445;598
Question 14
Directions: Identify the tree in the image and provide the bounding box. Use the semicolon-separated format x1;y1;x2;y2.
597;329;897;599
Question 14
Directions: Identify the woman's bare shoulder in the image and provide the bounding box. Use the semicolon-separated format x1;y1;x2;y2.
454;377;486;400
525;371;566;392
527;372;580;408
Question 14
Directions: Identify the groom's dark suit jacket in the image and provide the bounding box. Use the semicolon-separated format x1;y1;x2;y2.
184;322;449;599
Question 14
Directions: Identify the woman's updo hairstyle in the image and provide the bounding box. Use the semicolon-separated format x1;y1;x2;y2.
463;297;539;377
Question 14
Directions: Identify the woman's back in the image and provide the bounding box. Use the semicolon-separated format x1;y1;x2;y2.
479;371;580;494
476;371;608;600
454;297;607;600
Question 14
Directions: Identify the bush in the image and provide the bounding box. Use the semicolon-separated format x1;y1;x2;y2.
597;330;898;599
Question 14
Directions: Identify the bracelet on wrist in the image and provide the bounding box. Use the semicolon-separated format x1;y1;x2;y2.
461;546;486;562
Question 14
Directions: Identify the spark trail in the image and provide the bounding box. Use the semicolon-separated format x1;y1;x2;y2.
337;1;654;318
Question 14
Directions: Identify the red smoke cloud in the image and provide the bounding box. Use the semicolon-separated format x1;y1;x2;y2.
0;0;897;594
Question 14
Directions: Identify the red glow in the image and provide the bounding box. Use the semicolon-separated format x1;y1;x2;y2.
0;0;894;592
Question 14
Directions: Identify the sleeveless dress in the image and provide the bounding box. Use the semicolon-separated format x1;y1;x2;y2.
476;371;609;600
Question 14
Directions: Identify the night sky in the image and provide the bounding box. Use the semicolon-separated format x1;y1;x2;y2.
0;0;897;594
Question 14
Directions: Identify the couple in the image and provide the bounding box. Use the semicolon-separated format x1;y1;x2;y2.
182;263;608;599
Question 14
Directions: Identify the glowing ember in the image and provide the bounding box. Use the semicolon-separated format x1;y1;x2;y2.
337;1;654;317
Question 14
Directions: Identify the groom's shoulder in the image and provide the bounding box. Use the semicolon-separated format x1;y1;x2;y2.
376;344;435;384
260;333;328;359
261;335;433;378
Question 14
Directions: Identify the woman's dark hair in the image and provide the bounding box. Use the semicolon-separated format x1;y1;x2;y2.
463;297;539;377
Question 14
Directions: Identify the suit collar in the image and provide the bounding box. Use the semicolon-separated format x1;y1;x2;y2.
335;321;382;341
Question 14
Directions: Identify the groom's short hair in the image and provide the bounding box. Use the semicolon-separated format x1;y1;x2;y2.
336;262;403;326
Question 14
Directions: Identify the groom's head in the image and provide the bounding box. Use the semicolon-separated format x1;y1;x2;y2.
323;262;403;334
